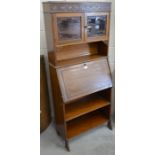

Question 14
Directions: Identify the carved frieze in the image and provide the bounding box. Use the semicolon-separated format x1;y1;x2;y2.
43;2;111;13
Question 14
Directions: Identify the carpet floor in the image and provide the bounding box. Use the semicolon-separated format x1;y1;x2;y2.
40;123;115;155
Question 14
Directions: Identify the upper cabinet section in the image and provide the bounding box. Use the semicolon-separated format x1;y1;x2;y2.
53;12;110;46
53;13;84;45
43;2;111;47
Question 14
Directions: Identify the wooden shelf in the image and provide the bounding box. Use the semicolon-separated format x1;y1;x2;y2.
66;110;108;139
55;54;107;68
65;94;110;121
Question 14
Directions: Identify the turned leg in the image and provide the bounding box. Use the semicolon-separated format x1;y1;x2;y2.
65;140;70;152
107;120;113;130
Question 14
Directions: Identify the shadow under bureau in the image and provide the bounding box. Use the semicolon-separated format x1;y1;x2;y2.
43;1;113;151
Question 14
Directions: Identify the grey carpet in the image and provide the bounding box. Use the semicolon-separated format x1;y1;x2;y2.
40;123;115;155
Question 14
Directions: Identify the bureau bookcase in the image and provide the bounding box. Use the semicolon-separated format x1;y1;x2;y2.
43;2;113;151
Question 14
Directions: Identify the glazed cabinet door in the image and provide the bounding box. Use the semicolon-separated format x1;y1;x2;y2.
53;13;84;46
85;12;110;42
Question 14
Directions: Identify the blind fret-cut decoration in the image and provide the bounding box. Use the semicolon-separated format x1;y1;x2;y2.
43;2;111;13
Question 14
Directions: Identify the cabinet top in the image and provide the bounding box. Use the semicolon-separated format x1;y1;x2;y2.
43;2;111;13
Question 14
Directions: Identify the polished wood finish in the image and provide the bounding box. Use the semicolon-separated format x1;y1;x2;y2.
54;54;106;67
65;93;110;121
66;109;109;139
55;42;99;61
40;55;51;133
49;41;108;67
57;58;112;102
43;2;112;151
49;65;67;140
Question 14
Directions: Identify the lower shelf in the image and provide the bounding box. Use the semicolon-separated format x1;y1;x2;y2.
65;93;110;121
66;110;109;139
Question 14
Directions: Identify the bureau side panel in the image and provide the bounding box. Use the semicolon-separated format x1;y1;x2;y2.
49;65;67;140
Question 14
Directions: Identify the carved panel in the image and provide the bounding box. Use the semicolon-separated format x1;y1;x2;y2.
43;2;111;13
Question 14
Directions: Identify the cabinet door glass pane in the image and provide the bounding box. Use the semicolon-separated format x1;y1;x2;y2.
57;17;81;41
87;16;107;37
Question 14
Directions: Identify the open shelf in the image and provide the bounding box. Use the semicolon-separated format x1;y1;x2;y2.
66;109;109;139
65;93;110;121
48;41;108;68
55;54;107;68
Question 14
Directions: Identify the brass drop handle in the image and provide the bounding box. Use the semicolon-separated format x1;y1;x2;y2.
83;64;88;69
